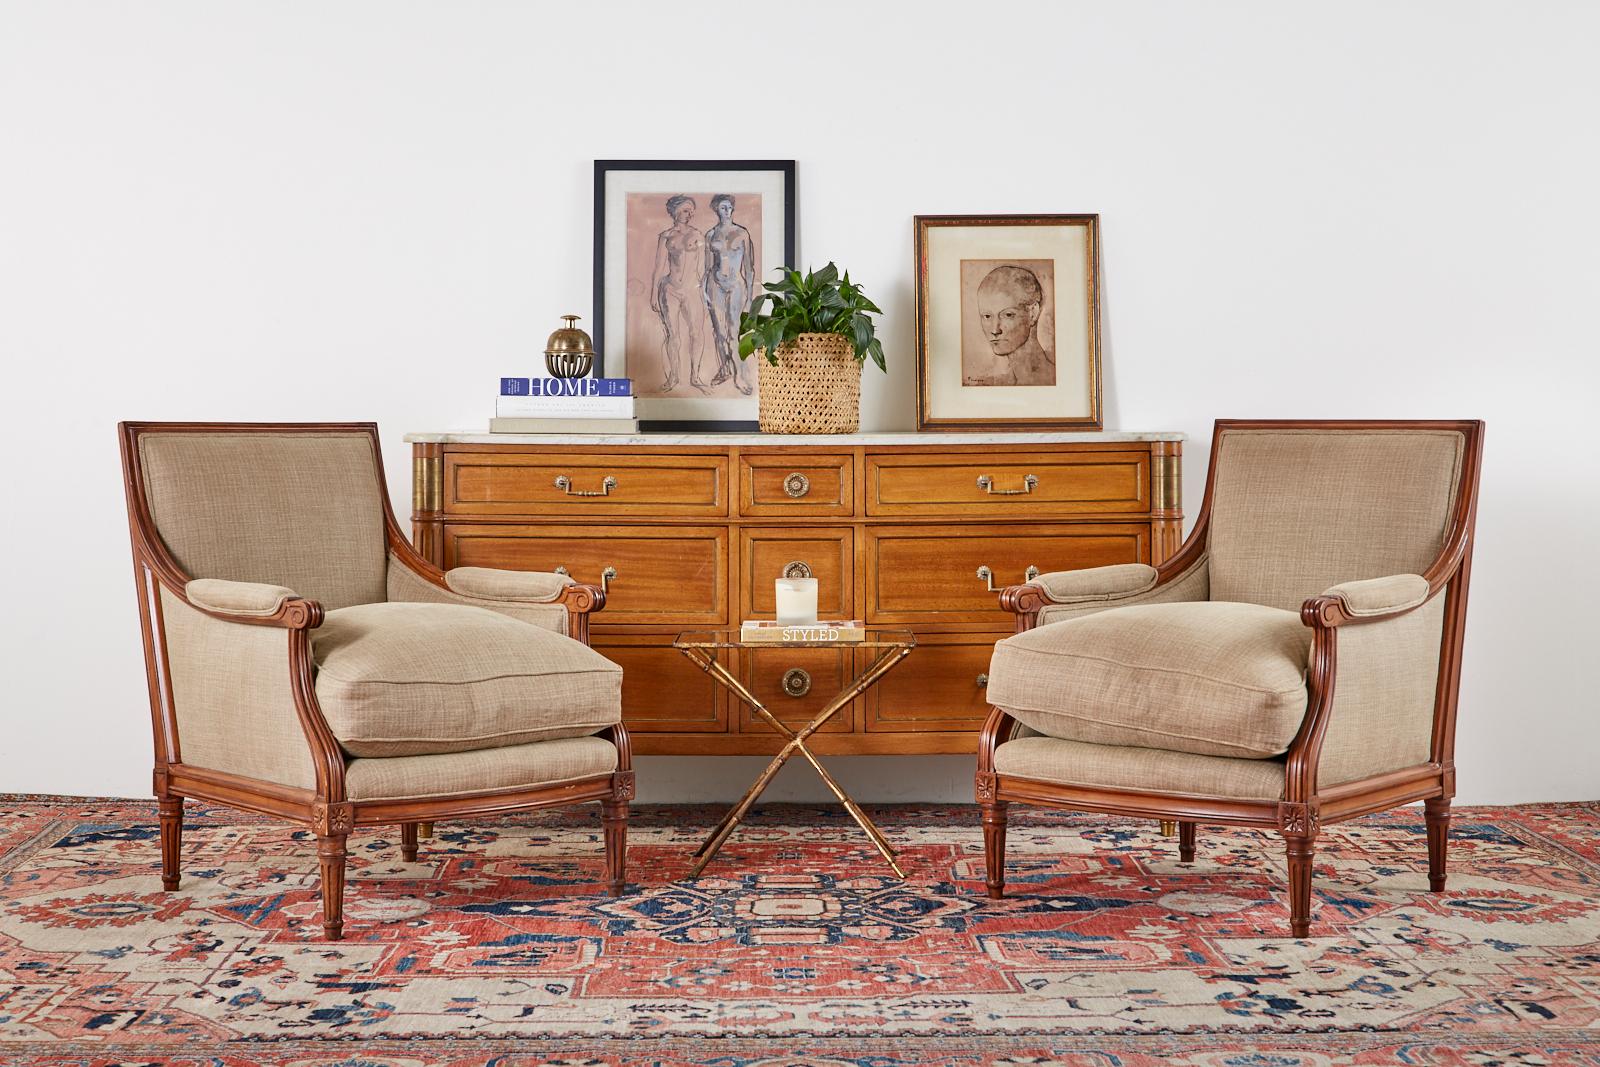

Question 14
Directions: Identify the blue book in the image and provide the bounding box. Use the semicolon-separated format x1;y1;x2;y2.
500;377;633;397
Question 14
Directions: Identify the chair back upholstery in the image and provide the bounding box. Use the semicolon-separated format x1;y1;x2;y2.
129;426;389;610
1206;425;1467;611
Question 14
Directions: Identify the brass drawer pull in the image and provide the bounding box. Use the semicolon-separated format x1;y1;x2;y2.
782;668;812;698
976;564;1040;592
553;565;617;595
554;474;617;497
783;560;812;579
976;672;989;689
784;472;811;498
977;473;1038;496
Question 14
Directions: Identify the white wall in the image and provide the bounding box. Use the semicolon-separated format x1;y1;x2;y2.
2;1;1596;805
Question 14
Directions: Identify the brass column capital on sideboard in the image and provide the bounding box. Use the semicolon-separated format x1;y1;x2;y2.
406;431;1183;756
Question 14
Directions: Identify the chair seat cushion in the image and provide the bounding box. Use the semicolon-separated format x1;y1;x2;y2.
345;735;619;801
313;602;622;757
993;735;1285;799
987;601;1312;759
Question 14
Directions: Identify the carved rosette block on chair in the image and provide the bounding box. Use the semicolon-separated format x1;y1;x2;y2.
977;420;1484;937
121;422;634;940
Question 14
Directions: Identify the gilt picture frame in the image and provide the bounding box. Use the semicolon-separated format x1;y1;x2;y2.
914;214;1103;431
594;160;797;430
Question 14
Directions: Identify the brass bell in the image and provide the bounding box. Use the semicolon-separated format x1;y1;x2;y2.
543;314;595;379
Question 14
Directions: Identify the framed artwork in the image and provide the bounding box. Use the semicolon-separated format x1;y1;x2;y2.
914;214;1102;431
594;160;798;430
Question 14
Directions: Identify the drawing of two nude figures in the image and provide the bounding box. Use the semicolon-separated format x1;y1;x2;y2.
625;192;763;398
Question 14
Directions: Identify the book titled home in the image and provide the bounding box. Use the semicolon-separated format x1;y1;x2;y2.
501;377;632;397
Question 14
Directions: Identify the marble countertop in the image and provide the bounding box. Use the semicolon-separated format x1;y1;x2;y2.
405;430;1185;445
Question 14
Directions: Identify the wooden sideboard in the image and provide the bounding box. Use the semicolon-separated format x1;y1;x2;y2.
407;432;1182;755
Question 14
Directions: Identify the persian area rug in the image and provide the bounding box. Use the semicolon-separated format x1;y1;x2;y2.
1;798;1597;1066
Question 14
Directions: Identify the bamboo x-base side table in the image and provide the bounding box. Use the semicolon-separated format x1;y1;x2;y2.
672;629;916;879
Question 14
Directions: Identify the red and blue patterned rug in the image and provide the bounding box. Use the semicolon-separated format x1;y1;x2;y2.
1;796;1597;1065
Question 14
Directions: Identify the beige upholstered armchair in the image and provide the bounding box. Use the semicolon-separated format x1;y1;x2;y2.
977;420;1484;936
120;422;633;939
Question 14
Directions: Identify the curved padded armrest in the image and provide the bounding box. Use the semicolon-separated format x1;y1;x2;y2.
1319;574;1430;618
444;567;573;603
1033;564;1158;603
186;578;299;616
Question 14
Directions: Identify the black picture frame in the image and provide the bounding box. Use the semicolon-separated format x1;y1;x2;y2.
593;160;798;431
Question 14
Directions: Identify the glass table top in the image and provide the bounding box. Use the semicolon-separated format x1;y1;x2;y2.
674;628;917;650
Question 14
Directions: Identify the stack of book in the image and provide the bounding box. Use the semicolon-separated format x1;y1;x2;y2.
739;619;867;643
491;377;638;434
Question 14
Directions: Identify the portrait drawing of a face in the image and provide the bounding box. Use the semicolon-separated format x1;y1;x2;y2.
959;258;1056;386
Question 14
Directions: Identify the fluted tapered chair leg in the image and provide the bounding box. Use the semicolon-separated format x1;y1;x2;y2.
158;797;183;891
1285;834;1317;937
1425;797;1451;892
400;822;419;863
601;799;627;896
317;834;348;940
982;801;1009;899
1178;820;1197;863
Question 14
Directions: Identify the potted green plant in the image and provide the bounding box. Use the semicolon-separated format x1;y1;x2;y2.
738;262;885;433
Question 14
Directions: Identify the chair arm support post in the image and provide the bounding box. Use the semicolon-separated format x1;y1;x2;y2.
1283;618;1338;808
976;705;1019;777
285;625;349;805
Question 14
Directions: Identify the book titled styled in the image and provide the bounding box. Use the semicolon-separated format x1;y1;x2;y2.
739;620;866;643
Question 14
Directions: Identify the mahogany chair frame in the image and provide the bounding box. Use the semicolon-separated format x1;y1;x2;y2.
976;419;1484;936
120;422;634;940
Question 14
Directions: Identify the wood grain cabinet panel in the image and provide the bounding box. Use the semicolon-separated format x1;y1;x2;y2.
739;646;854;735
410;436;1180;755
596;633;726;733
739;453;853;516
740;527;853;621
443;524;727;625
866;523;1151;625
866;633;1004;732
866;451;1149;517
444;453;727;516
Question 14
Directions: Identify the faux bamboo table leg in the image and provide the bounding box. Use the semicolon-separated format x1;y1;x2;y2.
679;643;913;878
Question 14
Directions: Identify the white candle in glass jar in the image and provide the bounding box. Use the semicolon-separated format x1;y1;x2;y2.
775;577;819;625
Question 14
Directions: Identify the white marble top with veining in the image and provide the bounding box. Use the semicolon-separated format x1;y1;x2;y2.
405;430;1184;445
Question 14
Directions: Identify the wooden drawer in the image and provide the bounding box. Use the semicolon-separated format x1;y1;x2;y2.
865;451;1149;517
595;633;726;733
866;633;1003;733
865;523;1150;624
444;453;727;516
739;453;853;516
740;527;853;621
738;646;853;734
443;524;727;625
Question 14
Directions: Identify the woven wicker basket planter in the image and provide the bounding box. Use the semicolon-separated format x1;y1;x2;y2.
755;333;862;434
